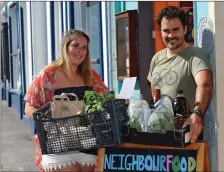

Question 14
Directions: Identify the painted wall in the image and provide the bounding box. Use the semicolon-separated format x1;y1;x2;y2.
25;2;33;86
193;2;224;171
214;2;224;170
125;2;138;11
31;2;48;75
20;2;30;88
54;2;62;59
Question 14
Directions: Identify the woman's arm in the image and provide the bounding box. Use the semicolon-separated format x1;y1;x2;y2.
91;69;108;93
24;65;55;119
24;103;38;120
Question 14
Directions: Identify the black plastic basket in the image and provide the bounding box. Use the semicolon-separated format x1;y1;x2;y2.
33;99;129;154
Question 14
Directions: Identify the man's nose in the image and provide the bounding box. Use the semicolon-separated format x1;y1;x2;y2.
168;32;174;38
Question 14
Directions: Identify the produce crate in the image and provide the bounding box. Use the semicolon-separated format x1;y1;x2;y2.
33;99;129;154
122;126;191;147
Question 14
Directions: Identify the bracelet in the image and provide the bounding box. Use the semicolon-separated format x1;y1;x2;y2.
192;109;204;118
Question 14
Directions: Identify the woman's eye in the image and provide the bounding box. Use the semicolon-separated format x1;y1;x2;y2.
72;44;78;48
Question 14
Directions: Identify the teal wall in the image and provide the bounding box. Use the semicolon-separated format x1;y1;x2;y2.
114;2;140;96
193;2;209;46
193;2;215;169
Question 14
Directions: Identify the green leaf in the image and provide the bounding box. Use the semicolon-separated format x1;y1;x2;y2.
83;90;105;114
84;104;91;113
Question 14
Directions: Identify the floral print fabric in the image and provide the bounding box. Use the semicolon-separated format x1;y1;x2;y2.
24;65;108;108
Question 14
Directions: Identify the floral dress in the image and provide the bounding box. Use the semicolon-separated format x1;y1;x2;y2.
24;65;108;171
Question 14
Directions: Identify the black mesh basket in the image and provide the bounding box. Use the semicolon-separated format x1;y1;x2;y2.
33;99;129;154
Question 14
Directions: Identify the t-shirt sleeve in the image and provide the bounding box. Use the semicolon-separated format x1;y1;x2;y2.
191;48;212;76
147;54;157;83
91;69;108;94
23;66;53;108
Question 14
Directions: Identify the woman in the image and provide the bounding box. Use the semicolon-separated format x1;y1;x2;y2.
24;29;108;171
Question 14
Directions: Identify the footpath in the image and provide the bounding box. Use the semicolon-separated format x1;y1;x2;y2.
1;101;39;171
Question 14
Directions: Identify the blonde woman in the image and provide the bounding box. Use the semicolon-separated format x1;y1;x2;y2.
24;29;108;172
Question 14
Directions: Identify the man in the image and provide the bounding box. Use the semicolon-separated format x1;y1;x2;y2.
147;6;213;143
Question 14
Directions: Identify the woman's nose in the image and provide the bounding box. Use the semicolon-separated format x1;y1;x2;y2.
76;47;81;53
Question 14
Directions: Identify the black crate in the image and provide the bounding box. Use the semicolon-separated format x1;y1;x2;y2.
122;126;191;147
33;99;129;154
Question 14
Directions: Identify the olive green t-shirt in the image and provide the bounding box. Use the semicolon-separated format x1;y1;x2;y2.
147;45;211;109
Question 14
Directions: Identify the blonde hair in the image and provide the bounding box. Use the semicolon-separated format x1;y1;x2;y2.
51;29;93;86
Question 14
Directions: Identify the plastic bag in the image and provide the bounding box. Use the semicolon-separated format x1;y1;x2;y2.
127;94;149;132
147;96;174;133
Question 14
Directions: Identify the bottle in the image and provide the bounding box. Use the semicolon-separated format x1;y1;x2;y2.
149;97;155;109
173;90;191;117
154;89;161;103
173;90;191;130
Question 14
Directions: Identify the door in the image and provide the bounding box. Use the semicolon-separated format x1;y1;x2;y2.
81;2;103;80
153;2;180;53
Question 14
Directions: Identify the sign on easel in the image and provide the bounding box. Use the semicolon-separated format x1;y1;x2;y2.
96;142;210;172
104;147;197;172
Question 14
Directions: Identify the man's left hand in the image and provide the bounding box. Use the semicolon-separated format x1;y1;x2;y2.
182;113;203;143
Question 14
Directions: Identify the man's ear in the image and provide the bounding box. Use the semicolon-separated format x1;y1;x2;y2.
184;26;187;34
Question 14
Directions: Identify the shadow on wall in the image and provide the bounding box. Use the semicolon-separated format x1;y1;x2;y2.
201;28;214;58
201;27;219;171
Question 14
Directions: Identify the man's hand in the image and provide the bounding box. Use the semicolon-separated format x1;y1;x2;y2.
182;113;203;143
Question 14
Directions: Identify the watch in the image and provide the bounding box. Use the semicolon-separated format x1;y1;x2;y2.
192;109;204;118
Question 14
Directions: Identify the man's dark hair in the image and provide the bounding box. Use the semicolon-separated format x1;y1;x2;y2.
156;6;187;28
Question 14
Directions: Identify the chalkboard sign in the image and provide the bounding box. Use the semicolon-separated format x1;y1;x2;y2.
103;147;197;172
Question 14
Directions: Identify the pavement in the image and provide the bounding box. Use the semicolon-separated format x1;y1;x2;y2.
1;101;39;171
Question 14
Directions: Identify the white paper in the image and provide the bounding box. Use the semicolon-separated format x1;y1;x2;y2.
116;77;137;99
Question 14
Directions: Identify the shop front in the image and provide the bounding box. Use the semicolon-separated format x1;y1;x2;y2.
113;1;221;171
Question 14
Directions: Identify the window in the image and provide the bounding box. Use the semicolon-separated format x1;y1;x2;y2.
81;2;103;79
9;5;21;90
1;22;10;81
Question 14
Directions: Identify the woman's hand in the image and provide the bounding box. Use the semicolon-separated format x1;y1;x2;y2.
125;99;129;104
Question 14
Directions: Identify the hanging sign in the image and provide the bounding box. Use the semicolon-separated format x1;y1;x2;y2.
197;17;214;56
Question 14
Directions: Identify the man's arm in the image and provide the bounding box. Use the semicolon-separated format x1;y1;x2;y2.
194;69;213;112
183;69;213;143
151;85;156;100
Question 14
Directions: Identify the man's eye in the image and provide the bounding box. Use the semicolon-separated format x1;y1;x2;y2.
163;30;170;34
173;28;179;32
83;47;87;50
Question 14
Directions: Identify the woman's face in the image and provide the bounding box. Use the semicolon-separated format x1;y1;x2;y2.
67;35;88;66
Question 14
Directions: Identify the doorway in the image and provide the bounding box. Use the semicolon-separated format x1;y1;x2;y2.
81;2;104;80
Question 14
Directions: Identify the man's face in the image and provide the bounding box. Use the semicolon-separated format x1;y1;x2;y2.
160;17;186;50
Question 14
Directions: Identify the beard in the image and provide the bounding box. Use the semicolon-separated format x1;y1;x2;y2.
165;37;184;50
